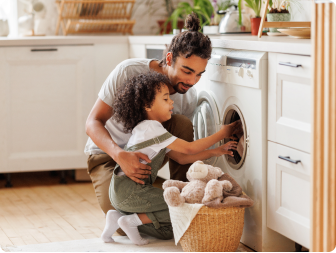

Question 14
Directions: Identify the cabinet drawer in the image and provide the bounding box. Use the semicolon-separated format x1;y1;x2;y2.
276;53;311;78
267;141;310;248
268;53;311;153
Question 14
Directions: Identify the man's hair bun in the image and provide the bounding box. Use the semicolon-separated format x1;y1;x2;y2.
185;12;201;32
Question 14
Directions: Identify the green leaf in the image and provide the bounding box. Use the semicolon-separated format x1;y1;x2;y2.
238;0;242;25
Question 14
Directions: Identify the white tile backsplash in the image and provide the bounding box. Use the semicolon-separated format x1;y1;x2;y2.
290;0;312;21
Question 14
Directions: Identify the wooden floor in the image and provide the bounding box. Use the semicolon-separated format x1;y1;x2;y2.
0;171;254;252
0;171;165;247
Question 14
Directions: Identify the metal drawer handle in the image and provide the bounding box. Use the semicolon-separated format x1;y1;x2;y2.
278;155;301;164
279;61;302;68
31;48;58;52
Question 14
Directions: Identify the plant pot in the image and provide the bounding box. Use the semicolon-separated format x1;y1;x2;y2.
157;20;185;35
203;25;219;35
250;17;261;36
266;13;291;33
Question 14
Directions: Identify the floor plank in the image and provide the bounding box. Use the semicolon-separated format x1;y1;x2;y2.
0;228;13;246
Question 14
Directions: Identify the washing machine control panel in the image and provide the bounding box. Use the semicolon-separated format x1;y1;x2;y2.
208;49;268;89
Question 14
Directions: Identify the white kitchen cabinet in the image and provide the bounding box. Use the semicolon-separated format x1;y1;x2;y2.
129;44;146;58
93;43;129;94
267;141;311;249
267;52;312;249
0;45;96;173
268;53;312;153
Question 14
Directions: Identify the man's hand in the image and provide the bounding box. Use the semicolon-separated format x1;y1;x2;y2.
212;141;238;157
115;151;152;185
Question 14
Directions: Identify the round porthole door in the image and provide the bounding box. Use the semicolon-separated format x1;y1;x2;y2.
222;104;247;170
193;90;221;166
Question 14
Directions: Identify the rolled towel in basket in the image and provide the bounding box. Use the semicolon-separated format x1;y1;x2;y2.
203;173;254;208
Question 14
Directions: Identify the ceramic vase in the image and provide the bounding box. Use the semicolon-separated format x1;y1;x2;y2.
250;17;261;36
0;20;9;36
266;13;291;33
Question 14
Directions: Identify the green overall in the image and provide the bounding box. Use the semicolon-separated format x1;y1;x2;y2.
109;132;174;240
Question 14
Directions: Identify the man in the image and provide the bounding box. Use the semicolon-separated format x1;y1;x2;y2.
85;13;212;216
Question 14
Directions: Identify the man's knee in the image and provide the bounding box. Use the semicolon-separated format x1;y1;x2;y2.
163;114;194;142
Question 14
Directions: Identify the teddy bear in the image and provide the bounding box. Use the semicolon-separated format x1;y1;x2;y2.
163;161;233;207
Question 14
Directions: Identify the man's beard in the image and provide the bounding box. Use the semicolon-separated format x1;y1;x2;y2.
172;82;193;94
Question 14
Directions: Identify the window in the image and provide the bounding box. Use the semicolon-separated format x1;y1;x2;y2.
0;0;18;37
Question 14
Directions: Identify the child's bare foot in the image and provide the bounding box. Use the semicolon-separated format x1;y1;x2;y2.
101;210;123;243
118;214;149;246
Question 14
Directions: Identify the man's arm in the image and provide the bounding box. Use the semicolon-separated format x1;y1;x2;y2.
85;98;152;184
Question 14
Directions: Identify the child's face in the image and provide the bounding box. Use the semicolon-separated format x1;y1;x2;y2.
146;84;174;123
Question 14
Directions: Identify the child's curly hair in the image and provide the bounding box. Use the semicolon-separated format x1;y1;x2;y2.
112;72;171;133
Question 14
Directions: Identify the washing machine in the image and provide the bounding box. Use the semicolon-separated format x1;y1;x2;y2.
194;49;294;251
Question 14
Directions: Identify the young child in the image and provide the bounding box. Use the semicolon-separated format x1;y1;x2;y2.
101;72;240;245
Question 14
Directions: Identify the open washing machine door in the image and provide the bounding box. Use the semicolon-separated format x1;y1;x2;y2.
193;90;221;166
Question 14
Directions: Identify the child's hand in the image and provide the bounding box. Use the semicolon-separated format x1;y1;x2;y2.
212;141;238;157
220;120;243;139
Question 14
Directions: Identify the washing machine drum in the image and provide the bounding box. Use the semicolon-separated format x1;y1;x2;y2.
223;105;247;170
193;100;219;165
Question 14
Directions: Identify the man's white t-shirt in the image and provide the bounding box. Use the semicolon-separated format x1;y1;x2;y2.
84;58;197;155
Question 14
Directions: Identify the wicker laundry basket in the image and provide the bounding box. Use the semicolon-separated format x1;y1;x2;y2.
179;206;245;252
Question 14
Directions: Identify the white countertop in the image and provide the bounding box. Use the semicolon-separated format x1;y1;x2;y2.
0;35;128;47
0;34;311;55
131;34;311;56
210;35;311;56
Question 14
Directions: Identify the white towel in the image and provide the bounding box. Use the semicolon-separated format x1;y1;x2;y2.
168;203;204;245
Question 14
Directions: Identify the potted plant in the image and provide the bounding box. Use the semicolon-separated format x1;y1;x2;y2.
267;0;302;33
244;0;262;35
156;0;185;34
165;0;214;32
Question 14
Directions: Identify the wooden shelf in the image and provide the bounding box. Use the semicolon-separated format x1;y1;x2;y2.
55;0;136;35
258;1;311;38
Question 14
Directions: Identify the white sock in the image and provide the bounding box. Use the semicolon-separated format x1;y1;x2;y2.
117;214;149;246
101;210;123;243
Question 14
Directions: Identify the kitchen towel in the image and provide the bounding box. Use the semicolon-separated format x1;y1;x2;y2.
168;203;203;245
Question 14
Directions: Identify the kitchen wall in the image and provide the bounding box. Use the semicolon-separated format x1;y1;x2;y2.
242;0;312;21
15;0;191;36
5;0;313;36
290;0;312;21
17;0;58;36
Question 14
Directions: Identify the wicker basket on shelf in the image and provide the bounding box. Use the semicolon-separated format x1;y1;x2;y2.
55;0;135;35
179;206;245;252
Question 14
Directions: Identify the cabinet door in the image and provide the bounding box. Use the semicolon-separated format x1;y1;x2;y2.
129;44;146;58
268;53;311;153
0;45;95;172
267;141;310;248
